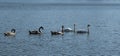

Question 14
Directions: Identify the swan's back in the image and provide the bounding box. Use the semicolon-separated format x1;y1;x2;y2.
77;29;88;33
51;31;63;35
64;28;73;32
29;30;40;34
4;32;16;36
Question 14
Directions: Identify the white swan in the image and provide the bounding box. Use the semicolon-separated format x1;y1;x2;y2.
51;25;64;35
64;24;76;32
4;29;16;36
64;27;73;32
76;24;90;33
29;26;44;35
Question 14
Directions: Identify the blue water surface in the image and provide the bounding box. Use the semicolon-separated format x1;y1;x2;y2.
0;3;120;56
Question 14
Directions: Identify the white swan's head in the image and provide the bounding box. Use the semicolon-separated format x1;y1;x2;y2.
87;24;90;27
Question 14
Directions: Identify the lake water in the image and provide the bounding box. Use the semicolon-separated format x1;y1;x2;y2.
0;3;120;56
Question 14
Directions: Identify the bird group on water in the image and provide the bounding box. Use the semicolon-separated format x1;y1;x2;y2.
4;24;90;36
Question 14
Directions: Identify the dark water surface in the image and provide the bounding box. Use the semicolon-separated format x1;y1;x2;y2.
0;3;120;56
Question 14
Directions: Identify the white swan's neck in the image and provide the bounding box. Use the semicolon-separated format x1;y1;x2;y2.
87;27;89;33
74;24;75;32
61;25;64;33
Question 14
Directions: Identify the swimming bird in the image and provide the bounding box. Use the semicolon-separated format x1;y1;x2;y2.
76;24;90;34
4;29;16;36
63;24;76;32
29;26;44;35
64;27;73;32
51;25;64;35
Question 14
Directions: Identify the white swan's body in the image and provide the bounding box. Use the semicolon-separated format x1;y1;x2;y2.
51;25;64;35
64;28;73;32
4;32;16;36
76;29;88;33
51;31;64;35
64;24;76;32
76;24;90;34
4;29;16;36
